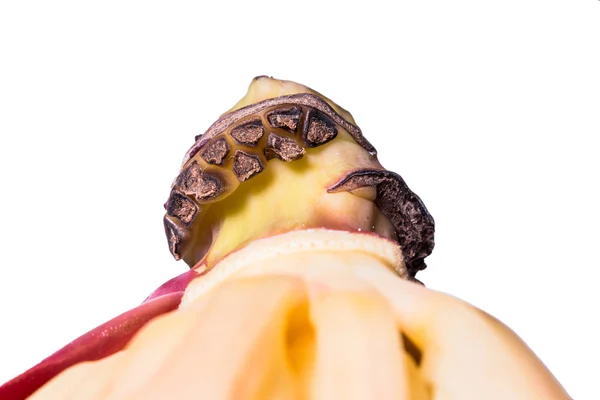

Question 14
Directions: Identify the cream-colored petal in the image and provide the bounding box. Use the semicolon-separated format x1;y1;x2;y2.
130;276;308;400
309;291;408;399
30;352;127;400
354;269;570;400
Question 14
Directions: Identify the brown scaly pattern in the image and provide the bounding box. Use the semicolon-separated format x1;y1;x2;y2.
164;94;435;279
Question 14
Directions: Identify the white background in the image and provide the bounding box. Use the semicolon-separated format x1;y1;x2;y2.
0;1;598;398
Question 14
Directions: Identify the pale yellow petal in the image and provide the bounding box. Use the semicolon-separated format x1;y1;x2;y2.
309;291;408;399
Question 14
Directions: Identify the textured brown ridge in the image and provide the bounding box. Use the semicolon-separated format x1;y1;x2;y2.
328;169;435;278
184;93;375;166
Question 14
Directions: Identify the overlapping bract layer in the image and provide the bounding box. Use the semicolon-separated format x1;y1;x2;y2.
163;77;435;278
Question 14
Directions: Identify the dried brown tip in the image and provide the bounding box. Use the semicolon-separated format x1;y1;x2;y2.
328;169;435;278
264;133;306;161
303;110;338;147
200;138;230;165
230;118;264;146
232;151;264;182
176;161;226;201
163;216;187;261
165;191;197;227
267;107;302;133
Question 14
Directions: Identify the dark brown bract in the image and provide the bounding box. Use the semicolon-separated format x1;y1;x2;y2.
328;170;435;277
